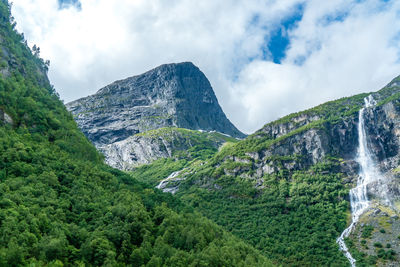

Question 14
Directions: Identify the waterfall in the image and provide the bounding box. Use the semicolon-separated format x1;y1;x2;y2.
337;95;385;266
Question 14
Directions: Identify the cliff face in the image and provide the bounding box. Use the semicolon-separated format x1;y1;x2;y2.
364;100;400;167
66;62;245;147
243;117;359;177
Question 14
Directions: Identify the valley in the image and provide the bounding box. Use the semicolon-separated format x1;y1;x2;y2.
68;63;400;266
1;0;400;265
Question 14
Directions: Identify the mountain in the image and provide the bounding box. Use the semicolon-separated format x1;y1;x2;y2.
139;77;400;266
13;0;399;264
0;1;272;266
66;62;245;168
66;62;245;144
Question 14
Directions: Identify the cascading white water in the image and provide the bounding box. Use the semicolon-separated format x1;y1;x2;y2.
337;95;385;267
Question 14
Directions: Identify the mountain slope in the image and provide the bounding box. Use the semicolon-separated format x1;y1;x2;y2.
0;1;272;266
146;76;400;266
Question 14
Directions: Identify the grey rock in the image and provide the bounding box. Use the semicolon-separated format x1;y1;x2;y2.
0;108;13;125
373;209;381;216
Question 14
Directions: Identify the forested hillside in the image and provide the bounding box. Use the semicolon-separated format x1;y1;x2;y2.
0;1;272;266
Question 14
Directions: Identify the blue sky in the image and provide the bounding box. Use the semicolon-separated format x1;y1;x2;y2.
11;0;400;133
58;0;81;9
265;3;304;63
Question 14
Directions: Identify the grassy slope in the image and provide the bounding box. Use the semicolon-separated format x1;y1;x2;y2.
0;1;272;266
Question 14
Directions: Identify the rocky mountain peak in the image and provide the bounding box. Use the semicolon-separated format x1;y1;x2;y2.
66;62;245;147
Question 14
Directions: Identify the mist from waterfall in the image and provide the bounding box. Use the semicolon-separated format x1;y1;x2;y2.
337;95;387;267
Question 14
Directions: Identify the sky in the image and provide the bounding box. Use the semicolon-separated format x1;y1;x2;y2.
10;0;400;134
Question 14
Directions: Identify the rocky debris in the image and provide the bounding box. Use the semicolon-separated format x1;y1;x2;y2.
0;108;13;125
373;208;382;216
66;62;245;149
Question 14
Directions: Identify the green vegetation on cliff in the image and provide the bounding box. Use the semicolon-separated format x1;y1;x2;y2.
0;1;272;266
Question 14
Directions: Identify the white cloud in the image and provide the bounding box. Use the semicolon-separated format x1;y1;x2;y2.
11;0;400;134
232;0;400;131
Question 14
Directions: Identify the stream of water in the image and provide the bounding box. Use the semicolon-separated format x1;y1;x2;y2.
337;95;383;266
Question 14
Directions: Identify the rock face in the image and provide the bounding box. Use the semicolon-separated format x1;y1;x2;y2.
363;99;400;168
214;113;360;183
66;62;245;149
361;97;400;205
